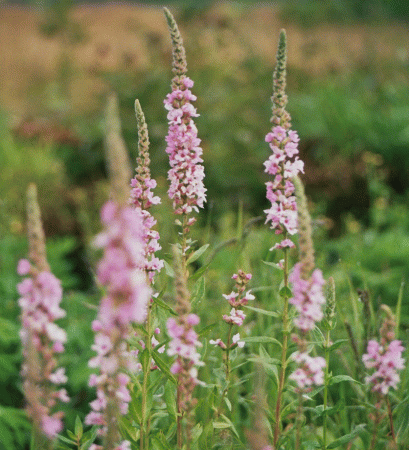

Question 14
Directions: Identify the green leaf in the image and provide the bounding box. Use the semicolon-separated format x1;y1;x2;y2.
74;416;83;440
199;322;217;337
189;261;212;281
244;305;279;317
213;421;230;429
327;424;366;448
163;260;174;278
152;351;176;384
279;286;292;298
187;244;209;264
329;375;361;386
243;336;282;346
153;296;177;316
262;260;282;270
329;339;348;351
140;348;150;374
164;381;177;421
191;276;206;307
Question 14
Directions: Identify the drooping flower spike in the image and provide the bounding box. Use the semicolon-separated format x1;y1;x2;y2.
17;184;68;441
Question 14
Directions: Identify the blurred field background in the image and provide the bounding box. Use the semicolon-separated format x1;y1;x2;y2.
1;0;409;448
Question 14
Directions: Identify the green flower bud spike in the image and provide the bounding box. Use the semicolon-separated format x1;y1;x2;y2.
105;93;132;206
293;176;315;280
163;7;187;89
272;29;291;130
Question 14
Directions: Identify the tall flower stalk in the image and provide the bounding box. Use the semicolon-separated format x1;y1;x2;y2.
86;94;151;450
210;271;251;416
263;29;304;446
167;247;203;450
363;305;405;448
17;184;68;449
163;8;206;449
323;277;336;450
131;99;163;450
289;177;326;449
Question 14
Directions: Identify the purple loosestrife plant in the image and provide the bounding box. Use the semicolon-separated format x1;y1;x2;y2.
363;306;405;448
163;8;206;449
163;7;206;234
86;94;151;450
166;246;204;450
210;271;251;421
288;176;326;449
130;99;164;450
264;29;304;447
17;184;68;448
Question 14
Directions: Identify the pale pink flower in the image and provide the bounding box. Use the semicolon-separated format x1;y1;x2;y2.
363;339;405;394
289;263;326;332
164;77;206;216
86;201;151;444
17;258;68;438
289;351;326;389
264;126;304;243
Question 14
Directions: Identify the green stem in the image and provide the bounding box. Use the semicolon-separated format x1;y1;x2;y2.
273;245;289;447
295;392;303;450
323;329;331;450
387;396;396;443
176;214;189;450
216;325;234;418
140;304;153;450
369;409;380;450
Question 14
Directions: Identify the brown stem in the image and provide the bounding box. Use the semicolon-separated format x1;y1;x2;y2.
387;396;396;442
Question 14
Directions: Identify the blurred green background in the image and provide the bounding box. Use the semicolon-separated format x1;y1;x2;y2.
1;0;409;448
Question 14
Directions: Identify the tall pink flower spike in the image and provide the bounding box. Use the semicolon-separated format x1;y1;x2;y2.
86;94;151;450
17;184;68;441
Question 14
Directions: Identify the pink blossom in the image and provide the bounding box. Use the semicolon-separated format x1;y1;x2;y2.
264;126;304;245
167;314;204;386
164;76;206;216
86;201;151;444
42;415;63;438
223;308;246;326
363;339;405;394
232;333;245;348
17;259;31;276
17;259;68;437
289;263;326;332
289;351;326;389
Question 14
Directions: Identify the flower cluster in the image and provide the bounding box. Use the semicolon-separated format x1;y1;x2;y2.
363;307;405;395
86;201;151;449
167;314;204;410
210;271;253;350
289;351;326;389
167;314;203;381
130;100;163;283
164;76;207;217
363;340;405;395
264;126;304;242
17;259;68;438
289;263;326;332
